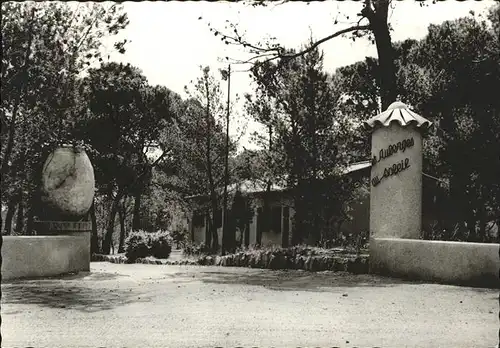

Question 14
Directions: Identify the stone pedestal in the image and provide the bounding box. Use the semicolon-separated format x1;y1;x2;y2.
364;102;432;240
34;220;92;267
3;144;95;280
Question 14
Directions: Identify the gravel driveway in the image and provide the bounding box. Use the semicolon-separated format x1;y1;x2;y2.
1;262;498;348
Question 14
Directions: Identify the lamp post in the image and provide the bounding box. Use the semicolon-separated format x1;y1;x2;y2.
221;65;231;255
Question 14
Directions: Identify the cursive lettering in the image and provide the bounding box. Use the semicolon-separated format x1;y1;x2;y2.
372;158;410;187
372;137;414;165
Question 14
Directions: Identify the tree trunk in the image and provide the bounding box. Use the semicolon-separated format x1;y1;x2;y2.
289;119;303;246
292;188;304;246
204;74;219;252
102;151;167;253
263;123;273;237
478;186;488;242
467;215;477;242
496;217;500;245
14;195;25;235
26;194;36;236
479;216;487;242
262;191;270;244
190;215;195;242
90;202;99;254
205;210;212;247
118;204;126;253
132;189;141;231
102;196;120;254
210;201;219;251
309;93;320;242
256;207;263;246
366;0;397;110
3;195;19;235
101;149;167;254
222;65;231;255
245;218;250;248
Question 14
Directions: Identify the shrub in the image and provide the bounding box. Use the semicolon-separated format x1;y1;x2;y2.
124;230;151;262
149;230;173;259
183;241;212;256
170;227;189;248
124;229;173;262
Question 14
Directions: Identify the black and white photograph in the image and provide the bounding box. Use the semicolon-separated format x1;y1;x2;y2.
1;1;499;347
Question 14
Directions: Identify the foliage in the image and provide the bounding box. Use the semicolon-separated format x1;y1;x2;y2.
124;229;173;262
228;189;254;248
170;227;189;248
139;173;174;232
124;230;151;262
231;148;268;183
79;61;182;254
79;63;179;194
182;241;213;257
196;245;369;273
307;5;500;243
177;66;239;250
246;45;360;245
202;0;405;245
395;9;500;241
179;68;229;195
205;0;397;109
1;2;129;235
335;57;381;120
3;1;498;249
149;230;174;259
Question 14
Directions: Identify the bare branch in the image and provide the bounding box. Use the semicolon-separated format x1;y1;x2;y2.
279;24;371;60
236;24;371;69
220;32;279;54
227;52;279;65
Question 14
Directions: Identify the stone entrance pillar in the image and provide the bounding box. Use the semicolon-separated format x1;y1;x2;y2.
364;102;432;239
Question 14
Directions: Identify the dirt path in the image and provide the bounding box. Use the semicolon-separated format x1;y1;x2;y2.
1;262;498;347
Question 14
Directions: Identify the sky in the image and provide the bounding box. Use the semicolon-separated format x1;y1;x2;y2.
99;0;494;151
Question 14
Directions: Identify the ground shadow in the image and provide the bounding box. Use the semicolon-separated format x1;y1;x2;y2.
1;272;149;313
189;267;500;293
182;268;429;292
2;271;121;284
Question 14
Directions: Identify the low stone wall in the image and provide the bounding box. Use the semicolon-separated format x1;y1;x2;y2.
91;254;198;266
91;252;370;273
370;238;500;288
2;233;90;281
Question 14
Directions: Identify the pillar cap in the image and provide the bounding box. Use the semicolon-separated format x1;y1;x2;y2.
363;102;432;131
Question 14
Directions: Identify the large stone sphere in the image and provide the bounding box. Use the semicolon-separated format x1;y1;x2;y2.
40;146;95;220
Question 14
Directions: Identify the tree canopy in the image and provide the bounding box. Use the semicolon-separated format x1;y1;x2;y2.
1;2;498;252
